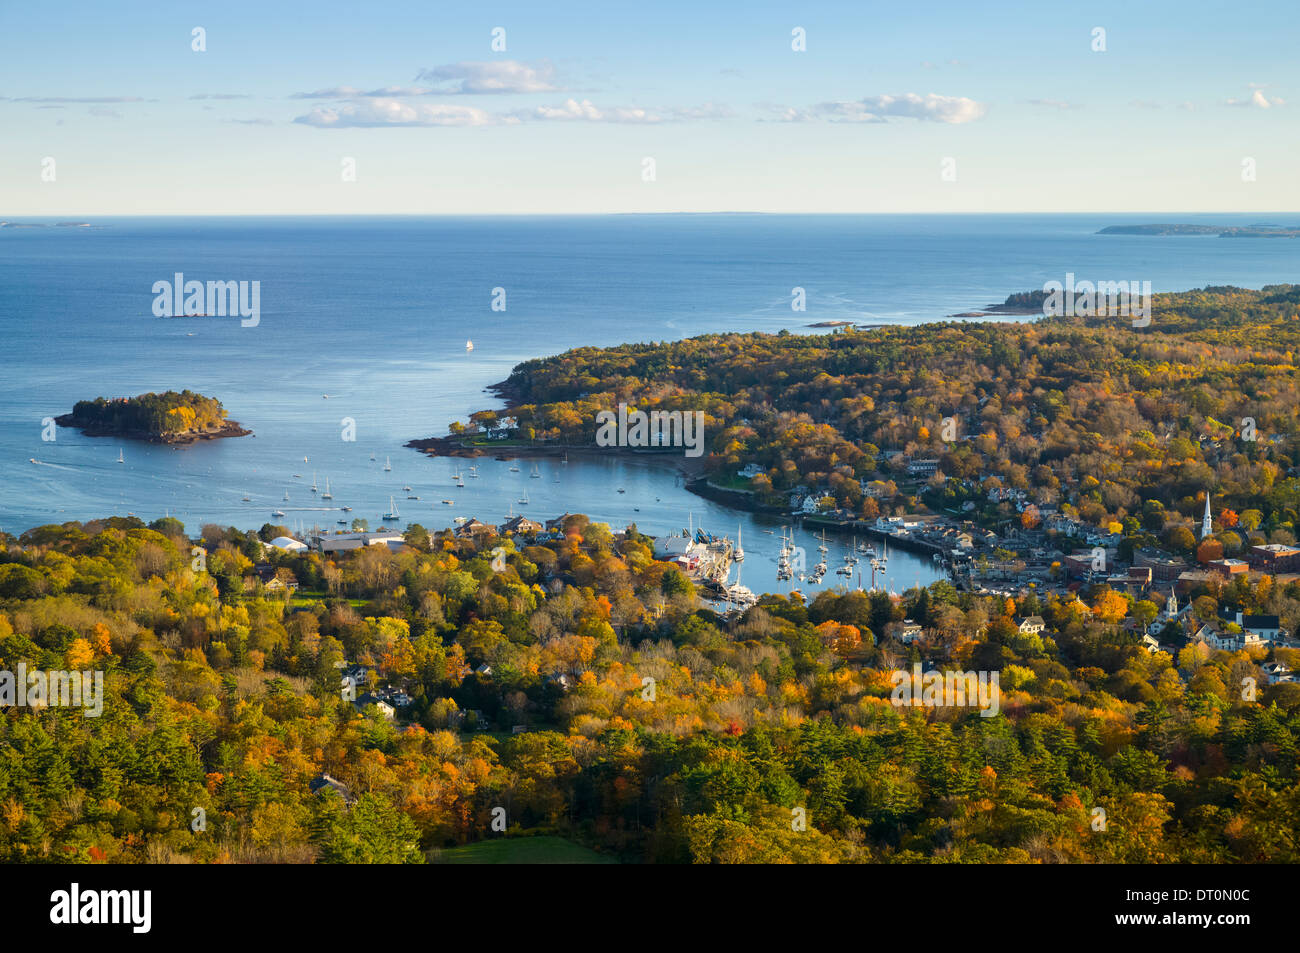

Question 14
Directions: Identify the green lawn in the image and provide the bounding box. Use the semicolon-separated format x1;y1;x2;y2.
289;590;369;608
430;836;618;865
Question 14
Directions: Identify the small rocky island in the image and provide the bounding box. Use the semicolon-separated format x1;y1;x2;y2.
55;390;251;443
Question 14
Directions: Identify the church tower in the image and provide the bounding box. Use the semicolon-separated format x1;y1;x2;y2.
1201;493;1213;540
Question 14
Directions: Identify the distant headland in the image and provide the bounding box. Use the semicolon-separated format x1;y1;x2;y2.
55;390;250;443
1098;223;1300;237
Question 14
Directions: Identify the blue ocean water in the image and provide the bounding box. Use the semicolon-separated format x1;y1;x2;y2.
1;213;1297;596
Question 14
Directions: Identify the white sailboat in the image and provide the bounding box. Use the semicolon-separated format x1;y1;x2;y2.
468;465;479;478
518;490;529;505
311;471;318;493
734;524;744;562
117;448;124;464
383;496;400;520
283;489;290;501
466;339;474;351
242;491;251;502
530;462;541;479
384;456;392;472
321;478;332;500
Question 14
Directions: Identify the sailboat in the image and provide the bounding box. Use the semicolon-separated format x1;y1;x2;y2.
530;462;541;479
518;490;529;505
384;456;392;472
283;489;290;501
468;465;479;478
311;471;318;493
321;478;332;500
370;452;376;461
242;491;251;502
383;496;400;520
117;448;124;464
734;524;744;562
466;339;474;351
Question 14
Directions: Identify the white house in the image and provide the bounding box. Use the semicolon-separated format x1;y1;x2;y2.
1016;616;1046;635
354;694;395;719
1242;615;1282;642
1193;625;1265;653
1260;661;1294;685
897;620;925;644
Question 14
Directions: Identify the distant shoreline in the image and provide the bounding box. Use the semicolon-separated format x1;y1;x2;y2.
1098;223;1300;237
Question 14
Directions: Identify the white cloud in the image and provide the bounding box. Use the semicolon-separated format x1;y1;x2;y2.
293;96;728;127
5;95;145;103
293;100;496;127
291;87;366;99
515;98;729;122
812;92;987;124
414;60;559;94
1227;87;1284;108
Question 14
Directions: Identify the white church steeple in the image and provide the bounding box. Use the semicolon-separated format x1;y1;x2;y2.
1201;492;1213;540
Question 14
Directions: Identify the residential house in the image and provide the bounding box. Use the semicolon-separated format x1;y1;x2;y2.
254;563;298;592
1261;661;1295;685
498;515;544;536
545;514;575;532
456;519;495;539
896;620;925;644
1016;616;1046;635
309;774;353;803
354;693;395;719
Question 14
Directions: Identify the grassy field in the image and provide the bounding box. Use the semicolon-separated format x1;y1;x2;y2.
430;836;619;865
288;590;369;608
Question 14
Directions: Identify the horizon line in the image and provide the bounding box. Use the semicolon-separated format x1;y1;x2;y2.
5;210;1299;219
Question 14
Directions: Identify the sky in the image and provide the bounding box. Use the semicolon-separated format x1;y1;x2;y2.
1;0;1297;215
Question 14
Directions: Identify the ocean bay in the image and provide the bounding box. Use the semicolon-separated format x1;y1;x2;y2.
3;213;1298;598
